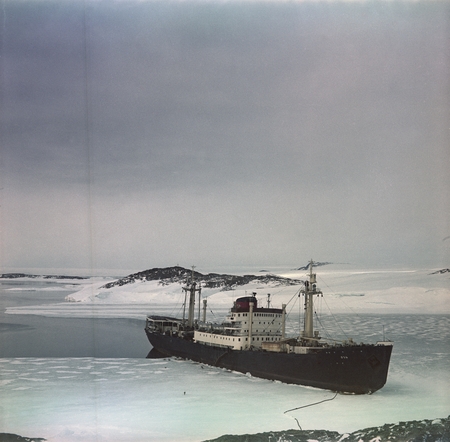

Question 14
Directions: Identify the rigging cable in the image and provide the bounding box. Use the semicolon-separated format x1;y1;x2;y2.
284;392;339;430
168;289;185;318
315;282;350;341
284;391;338;414
208;307;219;321
254;287;302;335
284;290;301;335
313;293;332;340
318;275;363;319
320;295;350;341
313;310;333;341
284;290;302;309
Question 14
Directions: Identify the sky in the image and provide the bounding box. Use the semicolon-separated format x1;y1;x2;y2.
1;0;449;275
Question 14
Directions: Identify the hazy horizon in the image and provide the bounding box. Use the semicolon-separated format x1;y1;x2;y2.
1;261;448;279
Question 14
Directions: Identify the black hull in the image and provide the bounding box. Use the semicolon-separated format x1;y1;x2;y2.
146;330;392;394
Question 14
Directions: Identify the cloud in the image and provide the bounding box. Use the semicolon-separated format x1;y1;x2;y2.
1;1;449;273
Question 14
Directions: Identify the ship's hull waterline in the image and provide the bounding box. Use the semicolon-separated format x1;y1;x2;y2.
146;330;393;394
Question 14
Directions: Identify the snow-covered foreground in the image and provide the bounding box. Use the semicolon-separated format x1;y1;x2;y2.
1;356;448;442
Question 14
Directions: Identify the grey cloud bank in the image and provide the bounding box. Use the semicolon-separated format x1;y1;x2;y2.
1;1;449;274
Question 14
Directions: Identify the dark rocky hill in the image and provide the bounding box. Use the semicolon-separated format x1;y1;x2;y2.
101;266;303;290
296;261;332;271
2;416;448;442
203;415;450;442
430;269;450;275
0;434;45;442
0;273;87;280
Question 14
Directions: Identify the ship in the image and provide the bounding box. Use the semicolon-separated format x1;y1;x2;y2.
145;261;393;394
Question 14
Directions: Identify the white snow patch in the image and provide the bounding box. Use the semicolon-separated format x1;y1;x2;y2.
5;268;450;318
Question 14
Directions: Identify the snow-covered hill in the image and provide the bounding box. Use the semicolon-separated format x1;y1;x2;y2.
64;266;302;306
4;265;448;315
59;265;450;315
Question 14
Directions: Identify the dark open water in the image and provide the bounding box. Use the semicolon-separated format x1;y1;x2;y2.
0;280;149;357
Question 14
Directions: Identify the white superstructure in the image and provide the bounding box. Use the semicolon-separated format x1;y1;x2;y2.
194;297;285;350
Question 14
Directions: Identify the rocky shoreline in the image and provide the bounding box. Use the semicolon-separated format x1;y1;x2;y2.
3;416;449;442
203;416;450;442
0;435;45;442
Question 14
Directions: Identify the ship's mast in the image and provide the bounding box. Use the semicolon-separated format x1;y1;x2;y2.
202;299;207;323
247;299;254;349
281;304;286;339
183;266;201;328
302;259;322;339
